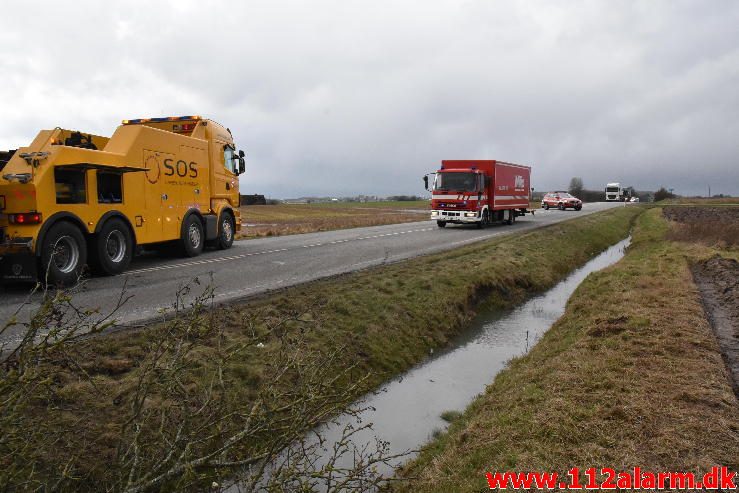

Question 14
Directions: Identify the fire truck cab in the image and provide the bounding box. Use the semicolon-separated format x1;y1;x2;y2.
0;116;245;285
424;160;532;228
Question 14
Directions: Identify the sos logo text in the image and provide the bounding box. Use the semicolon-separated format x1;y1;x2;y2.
164;159;198;178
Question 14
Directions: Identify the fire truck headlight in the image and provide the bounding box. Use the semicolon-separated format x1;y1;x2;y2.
465;212;477;217
431;211;438;217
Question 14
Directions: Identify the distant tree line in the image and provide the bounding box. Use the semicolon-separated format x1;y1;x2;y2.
654;187;677;201
386;195;425;201
530;177;657;202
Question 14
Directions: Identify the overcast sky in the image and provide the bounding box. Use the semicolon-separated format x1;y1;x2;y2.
2;1;737;198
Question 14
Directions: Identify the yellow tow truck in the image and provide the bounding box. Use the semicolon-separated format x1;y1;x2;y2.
0;116;245;285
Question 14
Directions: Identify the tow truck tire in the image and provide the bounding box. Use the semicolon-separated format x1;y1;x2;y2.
181;215;204;257
575;205;582;211
558;203;565;210
436;221;447;228
215;212;235;250
91;218;133;276
40;221;87;286
506;210;514;225
545;204;550;210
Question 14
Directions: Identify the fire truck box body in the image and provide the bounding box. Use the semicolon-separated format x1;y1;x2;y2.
429;160;531;227
0;116;244;284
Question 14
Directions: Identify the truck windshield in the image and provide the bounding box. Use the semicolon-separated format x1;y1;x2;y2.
435;172;478;192
606;187;620;192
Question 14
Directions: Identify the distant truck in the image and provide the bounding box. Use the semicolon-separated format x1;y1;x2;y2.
605;182;625;201
0;116;245;285
423;160;531;228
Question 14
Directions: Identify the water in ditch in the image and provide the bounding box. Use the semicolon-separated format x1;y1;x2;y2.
230;236;630;491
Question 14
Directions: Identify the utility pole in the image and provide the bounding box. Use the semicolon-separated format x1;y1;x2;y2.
708;185;711;197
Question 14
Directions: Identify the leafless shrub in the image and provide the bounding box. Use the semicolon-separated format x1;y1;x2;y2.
0;279;406;492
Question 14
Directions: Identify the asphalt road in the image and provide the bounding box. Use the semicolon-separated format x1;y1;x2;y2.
0;202;624;343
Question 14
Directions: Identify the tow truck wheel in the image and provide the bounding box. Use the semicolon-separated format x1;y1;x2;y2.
40;221;87;286
436;221;447;228
558;203;565;210
181;215;204;257
215;213;235;250
545;204;550;210
91;218;133;276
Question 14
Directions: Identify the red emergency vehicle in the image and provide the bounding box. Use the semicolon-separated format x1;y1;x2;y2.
423;160;532;228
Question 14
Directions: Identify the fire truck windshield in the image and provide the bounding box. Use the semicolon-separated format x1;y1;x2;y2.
435;172;478;192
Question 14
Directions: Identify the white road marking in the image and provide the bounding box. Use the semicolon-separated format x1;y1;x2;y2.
125;227;439;275
126;248;290;275
123;214;581;277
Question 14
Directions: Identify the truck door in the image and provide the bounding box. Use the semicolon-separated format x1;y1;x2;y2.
141;149;180;241
159;152;184;240
179;145;209;212
211;141;239;208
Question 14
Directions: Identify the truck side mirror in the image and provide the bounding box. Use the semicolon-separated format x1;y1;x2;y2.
239;150;245;158
423;175;429;190
238;157;246;174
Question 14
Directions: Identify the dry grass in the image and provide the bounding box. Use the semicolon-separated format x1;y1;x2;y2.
669;221;739;247
239;201;428;237
671;197;739;205
664;206;739;247
395;208;738;492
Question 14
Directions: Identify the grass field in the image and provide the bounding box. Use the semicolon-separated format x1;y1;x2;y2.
394;207;739;492
1;207;642;491
239;200;428;237
669;197;739;205
239;200;542;237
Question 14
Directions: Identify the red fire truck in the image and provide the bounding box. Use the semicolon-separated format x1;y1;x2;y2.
423;160;532;228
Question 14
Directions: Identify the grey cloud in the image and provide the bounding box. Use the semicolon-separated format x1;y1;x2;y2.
1;0;738;197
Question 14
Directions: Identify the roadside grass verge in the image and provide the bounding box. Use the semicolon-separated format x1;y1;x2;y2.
1;207;642;491
394;208;738;492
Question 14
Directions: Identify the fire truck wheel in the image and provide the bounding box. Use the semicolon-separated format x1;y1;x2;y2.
215;213;235;250
40;221;87;286
479;209;490;228
558;203;565;210
92;218;133;275
545;204;550;210
436;221;447;228
181;215;204;257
